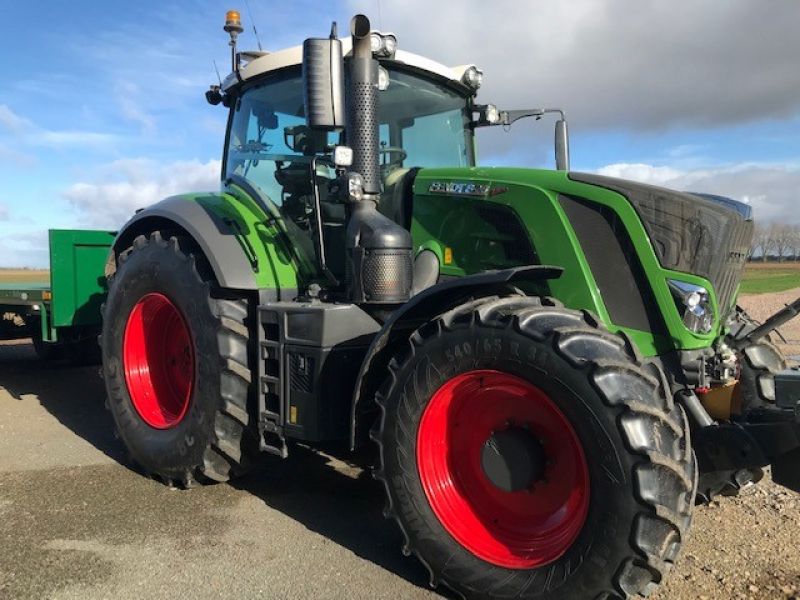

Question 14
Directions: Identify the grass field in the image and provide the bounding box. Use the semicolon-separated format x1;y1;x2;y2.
0;269;50;285
1;264;799;295
740;262;800;295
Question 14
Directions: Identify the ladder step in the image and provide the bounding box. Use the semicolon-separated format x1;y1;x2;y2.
262;420;281;433
263;443;289;459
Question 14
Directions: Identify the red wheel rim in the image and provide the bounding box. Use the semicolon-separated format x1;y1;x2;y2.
123;293;194;429
417;370;590;569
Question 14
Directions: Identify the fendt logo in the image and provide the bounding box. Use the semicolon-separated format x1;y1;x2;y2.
428;181;508;197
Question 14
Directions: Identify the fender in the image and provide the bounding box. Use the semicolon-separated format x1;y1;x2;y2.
110;194;258;289
108;191;302;296
349;264;563;449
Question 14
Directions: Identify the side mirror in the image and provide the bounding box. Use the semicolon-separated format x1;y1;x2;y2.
302;34;346;131
555;119;570;171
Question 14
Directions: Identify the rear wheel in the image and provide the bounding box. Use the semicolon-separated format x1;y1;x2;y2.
101;231;259;486
374;296;696;599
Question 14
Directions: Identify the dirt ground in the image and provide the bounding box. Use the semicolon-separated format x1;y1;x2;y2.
651;290;800;600
0;291;798;599
739;287;800;356
0;270;49;285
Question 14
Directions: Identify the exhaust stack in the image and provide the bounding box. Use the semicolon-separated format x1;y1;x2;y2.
342;15;413;304
346;15;381;197
301;14;413;304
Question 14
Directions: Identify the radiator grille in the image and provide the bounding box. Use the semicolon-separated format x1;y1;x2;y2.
568;173;753;319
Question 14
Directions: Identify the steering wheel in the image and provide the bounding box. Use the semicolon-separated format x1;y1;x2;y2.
380;147;408;172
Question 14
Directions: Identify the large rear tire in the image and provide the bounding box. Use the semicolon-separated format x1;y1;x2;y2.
374;296;696;599
101;231;259;486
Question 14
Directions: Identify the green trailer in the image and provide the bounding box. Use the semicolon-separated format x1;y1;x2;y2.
0;229;114;359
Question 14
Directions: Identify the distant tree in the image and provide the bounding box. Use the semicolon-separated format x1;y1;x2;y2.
771;223;794;263
751;223;774;262
789;224;800;261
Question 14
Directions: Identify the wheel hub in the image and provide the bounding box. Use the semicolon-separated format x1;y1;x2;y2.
123;293;194;430
416;370;590;569
481;427;546;493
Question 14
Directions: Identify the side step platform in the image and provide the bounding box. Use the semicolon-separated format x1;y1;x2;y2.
256;301;381;458
258;309;288;458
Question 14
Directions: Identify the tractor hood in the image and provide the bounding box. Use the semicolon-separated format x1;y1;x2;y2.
568;172;754;315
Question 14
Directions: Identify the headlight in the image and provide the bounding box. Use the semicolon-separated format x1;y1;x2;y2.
668;279;714;333
369;32;384;53
483;104;500;124
383;34;397;56
369;31;397;58
377;66;390;90
462;65;484;89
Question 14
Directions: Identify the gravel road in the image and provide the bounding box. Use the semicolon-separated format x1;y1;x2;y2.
739;288;800;357
0;290;798;599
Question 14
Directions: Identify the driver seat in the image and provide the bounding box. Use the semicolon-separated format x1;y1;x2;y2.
379;167;420;230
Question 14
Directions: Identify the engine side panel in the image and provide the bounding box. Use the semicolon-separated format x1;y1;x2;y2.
410;167;725;356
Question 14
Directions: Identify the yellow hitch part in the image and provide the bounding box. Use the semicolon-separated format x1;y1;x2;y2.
698;381;742;421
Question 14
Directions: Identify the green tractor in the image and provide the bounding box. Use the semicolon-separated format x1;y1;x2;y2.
100;12;800;599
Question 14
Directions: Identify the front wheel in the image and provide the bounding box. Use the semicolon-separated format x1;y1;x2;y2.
373;296;696;600
728;307;787;411
101;231;259;487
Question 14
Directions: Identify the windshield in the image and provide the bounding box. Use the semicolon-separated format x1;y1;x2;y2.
377;68;473;169
224;66;472;200
224;65;472;277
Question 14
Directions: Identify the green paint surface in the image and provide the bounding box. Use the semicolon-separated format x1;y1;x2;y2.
49;229;116;328
180;187;313;293
411;167;726;356
33;164;743;360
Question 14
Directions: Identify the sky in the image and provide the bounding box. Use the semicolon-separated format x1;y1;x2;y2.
0;0;799;267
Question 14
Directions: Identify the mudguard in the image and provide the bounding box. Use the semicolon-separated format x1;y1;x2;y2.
106;188;309;301
110;195;258;289
349;265;563;448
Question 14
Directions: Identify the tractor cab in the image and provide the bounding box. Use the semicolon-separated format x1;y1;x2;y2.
218;41;480;282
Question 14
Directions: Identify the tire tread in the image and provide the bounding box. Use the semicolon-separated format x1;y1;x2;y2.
372;295;696;599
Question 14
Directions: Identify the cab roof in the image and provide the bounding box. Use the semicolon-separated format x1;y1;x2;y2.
221;39;475;92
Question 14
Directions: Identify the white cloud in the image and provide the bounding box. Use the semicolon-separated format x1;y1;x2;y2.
595;161;800;224
0;105;28;132
115;82;156;134
0;230;49;268
0;104;118;149
0;203;9;221
0;142;36;167
349;0;800;131
63;158;221;228
597;163;687;187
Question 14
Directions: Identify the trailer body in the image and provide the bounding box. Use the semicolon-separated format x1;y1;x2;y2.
0;229;113;349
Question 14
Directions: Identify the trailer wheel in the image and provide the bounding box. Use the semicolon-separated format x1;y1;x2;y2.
101;231;259;487
373;296;696;600
32;330;63;361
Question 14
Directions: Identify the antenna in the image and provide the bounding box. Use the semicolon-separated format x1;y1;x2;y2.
376;0;384;30
243;0;263;51
213;60;222;86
